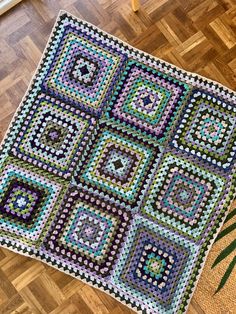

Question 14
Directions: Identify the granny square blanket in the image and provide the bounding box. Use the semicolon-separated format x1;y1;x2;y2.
0;11;235;314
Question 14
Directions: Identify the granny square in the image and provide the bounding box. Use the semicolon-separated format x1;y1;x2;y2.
141;152;226;240
12;93;96;178
0;157;68;247
112;217;199;313
0;10;235;314
43;26;125;116
171;90;236;170
106;59;191;143
74;121;162;211
44;188;132;277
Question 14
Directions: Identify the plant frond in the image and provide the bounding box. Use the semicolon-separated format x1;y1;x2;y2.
212;239;236;269
214;256;236;294
224;207;236;224
215;222;236;243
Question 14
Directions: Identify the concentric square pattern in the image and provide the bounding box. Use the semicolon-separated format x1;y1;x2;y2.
105;59;191;143
0;11;235;314
75;122;162;210
141;153;226;240
171;91;236;170
112;217;199;313
44;188;132;277
0;157;67;247
43;27;124;116
12;93;96;178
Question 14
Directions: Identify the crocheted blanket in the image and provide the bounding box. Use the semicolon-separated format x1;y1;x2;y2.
0;11;235;314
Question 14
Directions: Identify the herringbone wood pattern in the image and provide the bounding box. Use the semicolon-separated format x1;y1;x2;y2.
0;0;235;313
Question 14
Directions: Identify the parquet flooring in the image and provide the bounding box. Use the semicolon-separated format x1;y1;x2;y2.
0;0;236;313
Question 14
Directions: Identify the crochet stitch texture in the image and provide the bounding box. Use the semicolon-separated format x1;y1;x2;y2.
0;11;235;314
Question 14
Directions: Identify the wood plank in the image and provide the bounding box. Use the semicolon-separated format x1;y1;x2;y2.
0;0;235;313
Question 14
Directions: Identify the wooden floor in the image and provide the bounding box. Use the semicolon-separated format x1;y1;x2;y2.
0;0;236;313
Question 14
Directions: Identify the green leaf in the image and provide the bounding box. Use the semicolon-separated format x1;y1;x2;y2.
224;207;236;224
212;239;236;268
215;222;236;243
215;256;236;294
